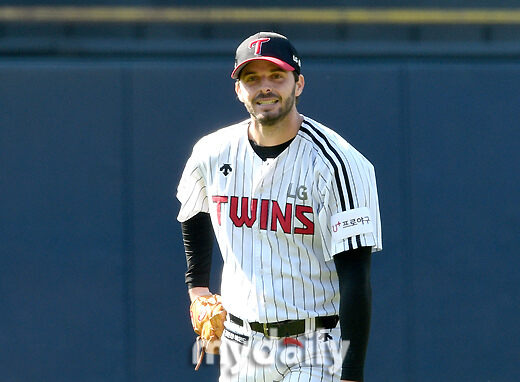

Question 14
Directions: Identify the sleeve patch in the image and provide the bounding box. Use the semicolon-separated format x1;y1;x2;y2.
330;207;373;244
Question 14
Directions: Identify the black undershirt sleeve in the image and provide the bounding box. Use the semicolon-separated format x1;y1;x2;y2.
333;246;372;382
181;212;214;289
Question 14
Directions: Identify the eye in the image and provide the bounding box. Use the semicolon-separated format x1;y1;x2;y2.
271;73;283;79
245;75;258;83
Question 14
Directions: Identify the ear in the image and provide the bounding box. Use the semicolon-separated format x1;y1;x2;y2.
295;74;305;97
235;81;245;103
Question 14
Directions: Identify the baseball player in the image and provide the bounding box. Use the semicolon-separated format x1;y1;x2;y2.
177;32;382;382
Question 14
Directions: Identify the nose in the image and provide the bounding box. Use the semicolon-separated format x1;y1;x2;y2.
260;87;272;94
258;78;272;93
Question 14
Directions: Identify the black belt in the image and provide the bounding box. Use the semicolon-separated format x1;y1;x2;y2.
229;313;338;338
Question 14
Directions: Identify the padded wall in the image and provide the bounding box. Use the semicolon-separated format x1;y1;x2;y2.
0;59;518;381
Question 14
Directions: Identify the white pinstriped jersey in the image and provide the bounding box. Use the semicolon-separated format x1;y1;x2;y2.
177;115;382;323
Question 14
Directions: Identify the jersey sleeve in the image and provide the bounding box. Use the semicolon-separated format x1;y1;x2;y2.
176;143;209;222
317;149;382;261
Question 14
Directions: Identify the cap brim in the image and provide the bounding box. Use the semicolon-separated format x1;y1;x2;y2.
231;57;295;79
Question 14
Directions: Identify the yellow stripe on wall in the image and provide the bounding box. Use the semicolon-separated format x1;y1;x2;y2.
2;7;520;24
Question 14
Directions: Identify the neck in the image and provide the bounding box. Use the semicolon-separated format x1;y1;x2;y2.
248;110;303;146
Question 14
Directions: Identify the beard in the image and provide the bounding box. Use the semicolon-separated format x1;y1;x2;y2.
245;84;297;126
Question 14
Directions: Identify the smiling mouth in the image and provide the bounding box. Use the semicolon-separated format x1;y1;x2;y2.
256;99;278;105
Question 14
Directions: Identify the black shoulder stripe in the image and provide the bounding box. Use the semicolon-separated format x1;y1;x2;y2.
300;120;361;249
301;121;355;209
300;125;346;209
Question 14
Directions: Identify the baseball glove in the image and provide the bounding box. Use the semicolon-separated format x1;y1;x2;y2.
190;294;227;370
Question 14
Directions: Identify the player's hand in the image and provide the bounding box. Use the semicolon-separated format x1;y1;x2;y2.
188;286;213;302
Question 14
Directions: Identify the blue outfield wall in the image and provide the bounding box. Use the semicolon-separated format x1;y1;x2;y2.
0;59;519;382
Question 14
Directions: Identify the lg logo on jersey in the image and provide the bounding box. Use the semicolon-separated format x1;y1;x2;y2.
287;183;308;201
211;195;314;235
